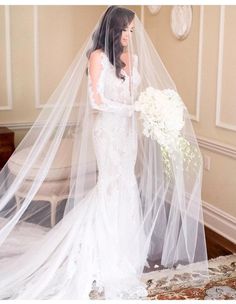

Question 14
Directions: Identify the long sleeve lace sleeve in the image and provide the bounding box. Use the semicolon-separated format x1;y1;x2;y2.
87;52;134;117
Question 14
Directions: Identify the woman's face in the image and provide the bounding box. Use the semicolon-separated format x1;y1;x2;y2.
120;19;135;47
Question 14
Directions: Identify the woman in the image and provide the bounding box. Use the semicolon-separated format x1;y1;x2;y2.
0;6;209;299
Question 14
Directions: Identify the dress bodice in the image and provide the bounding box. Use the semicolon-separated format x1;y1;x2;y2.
87;52;141;113
98;52;141;103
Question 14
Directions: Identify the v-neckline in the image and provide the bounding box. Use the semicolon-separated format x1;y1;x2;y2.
121;61;134;96
102;52;133;77
122;68;131;78
101;52;134;96
121;55;133;78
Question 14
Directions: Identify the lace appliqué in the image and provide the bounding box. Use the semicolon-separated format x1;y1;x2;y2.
87;52;140;117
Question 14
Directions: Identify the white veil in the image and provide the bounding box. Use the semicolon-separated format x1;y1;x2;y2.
0;5;209;299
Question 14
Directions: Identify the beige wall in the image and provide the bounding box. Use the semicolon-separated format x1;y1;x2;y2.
0;5;140;145
0;5;107;144
144;5;236;227
0;5;235;238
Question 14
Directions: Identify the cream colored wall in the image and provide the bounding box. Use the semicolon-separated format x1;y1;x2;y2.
144;5;236;222
0;5;140;146
0;5;105;144
0;6;235;233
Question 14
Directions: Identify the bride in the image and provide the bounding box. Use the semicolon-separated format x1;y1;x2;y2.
0;5;209;299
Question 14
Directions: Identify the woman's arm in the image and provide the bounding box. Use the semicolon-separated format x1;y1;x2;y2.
88;51;134;117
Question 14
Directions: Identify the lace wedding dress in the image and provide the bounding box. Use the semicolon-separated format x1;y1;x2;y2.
0;51;149;300
0;6;210;298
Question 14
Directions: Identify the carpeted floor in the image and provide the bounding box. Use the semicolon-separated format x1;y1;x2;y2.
142;253;236;300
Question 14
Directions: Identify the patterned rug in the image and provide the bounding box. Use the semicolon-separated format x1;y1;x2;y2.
142;253;236;300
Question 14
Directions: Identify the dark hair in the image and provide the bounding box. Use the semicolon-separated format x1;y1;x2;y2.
86;6;135;81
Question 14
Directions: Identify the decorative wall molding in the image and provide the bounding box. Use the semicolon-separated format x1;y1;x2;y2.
147;5;161;15
141;6;145;26
188;5;204;122
0;5;13;111
202;199;236;244
143;6;204;122
0;120;78;130
2;120;236;161
197;135;236;159
216;6;236;132
33;5;42;109
32;6;67;110
0;121;34;130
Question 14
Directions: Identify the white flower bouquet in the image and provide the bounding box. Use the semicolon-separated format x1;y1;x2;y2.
134;86;201;179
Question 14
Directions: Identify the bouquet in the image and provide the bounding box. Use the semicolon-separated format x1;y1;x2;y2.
134;86;201;179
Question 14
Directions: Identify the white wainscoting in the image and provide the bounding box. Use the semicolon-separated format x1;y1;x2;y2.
202;200;236;244
0;6;13;111
198;134;236;243
197;135;236;159
188;5;204;122
216;6;236;132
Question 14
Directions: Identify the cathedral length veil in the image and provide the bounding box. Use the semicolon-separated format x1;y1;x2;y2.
0;5;209;299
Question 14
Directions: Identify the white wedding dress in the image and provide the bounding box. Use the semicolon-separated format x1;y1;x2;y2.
0;52;149;300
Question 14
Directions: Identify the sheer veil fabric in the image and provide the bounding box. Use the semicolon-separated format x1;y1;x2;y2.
0;5;209;299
